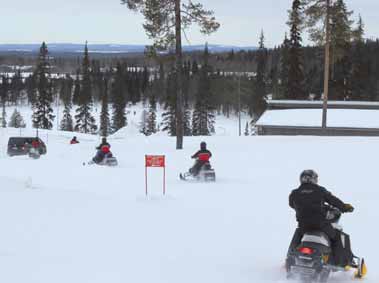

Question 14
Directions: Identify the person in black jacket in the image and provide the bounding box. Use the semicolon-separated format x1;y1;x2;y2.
96;137;111;150
189;141;212;176
288;170;355;267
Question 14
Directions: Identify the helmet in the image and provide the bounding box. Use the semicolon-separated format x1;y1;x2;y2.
101;145;110;154
200;141;206;150
102;137;107;142
300;170;318;185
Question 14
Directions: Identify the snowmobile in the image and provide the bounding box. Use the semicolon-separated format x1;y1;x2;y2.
87;147;118;167
88;155;118;167
180;159;216;182
28;147;41;159
286;205;367;283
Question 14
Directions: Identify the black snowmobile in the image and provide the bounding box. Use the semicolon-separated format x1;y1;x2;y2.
87;148;118;167
180;159;216;182
286;206;367;282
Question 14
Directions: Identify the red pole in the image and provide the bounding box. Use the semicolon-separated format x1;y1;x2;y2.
145;158;148;196
163;166;166;195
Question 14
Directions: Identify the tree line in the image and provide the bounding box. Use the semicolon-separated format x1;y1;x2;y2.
1;0;378;137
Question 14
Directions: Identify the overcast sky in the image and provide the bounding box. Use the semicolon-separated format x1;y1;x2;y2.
1;0;378;47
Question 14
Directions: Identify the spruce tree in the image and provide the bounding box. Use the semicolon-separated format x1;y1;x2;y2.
100;77;111;137
59;74;74;131
1;104;6;128
60;74;74;106
192;44;215;136
74;42;97;134
60;103;74;131
251;31;267;119
10;70;23;105
32;42;55;130
161;68;177;136
329;0;353;100
111;63;127;132
183;101;192;136
146;93;157;136
279;34;291;99
0;76;8;128
287;0;306;99
351;15;368;100
139;109;148;135
25;75;36;106
72;70;81;105
244;121;250;136
8;109;26;128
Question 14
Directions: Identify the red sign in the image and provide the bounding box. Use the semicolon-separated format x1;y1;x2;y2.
145;155;166;196
145;155;165;167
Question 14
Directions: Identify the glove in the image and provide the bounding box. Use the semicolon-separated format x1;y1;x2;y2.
343;203;354;213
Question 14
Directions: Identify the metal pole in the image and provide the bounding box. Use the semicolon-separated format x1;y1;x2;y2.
322;0;331;131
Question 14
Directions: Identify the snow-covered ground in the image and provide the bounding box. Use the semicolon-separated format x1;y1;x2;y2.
0;110;377;283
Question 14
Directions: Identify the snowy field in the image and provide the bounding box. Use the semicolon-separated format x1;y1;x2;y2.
0;113;378;283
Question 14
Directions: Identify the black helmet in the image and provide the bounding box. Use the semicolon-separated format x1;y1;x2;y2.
200;141;206;150
102;137;107;142
300;170;318;185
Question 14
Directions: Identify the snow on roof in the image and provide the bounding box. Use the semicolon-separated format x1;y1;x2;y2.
256;109;379;129
267;100;379;107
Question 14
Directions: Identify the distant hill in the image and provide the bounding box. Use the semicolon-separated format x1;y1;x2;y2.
0;43;257;54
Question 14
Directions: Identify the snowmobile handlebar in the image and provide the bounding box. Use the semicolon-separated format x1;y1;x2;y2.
324;205;342;223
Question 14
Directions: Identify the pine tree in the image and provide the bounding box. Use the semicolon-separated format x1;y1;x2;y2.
287;0;306;99
100;77;111;137
122;0;220;149
251;31;267;119
111;63;127;132
8;109;26;128
74;42;97;134
146;93;157;136
32;42;55;130
244;121;250;136
192;44;215;136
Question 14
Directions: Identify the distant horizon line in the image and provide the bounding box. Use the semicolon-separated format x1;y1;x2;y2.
0;42;256;47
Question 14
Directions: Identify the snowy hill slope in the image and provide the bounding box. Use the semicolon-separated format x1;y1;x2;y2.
0;127;377;283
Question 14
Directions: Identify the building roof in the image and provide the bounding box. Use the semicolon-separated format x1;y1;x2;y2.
267;100;379;110
256;109;379;129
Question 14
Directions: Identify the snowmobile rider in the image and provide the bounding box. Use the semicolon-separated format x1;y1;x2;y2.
70;136;79;144
92;145;113;164
96;137;110;150
190;141;212;176
288;169;355;267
